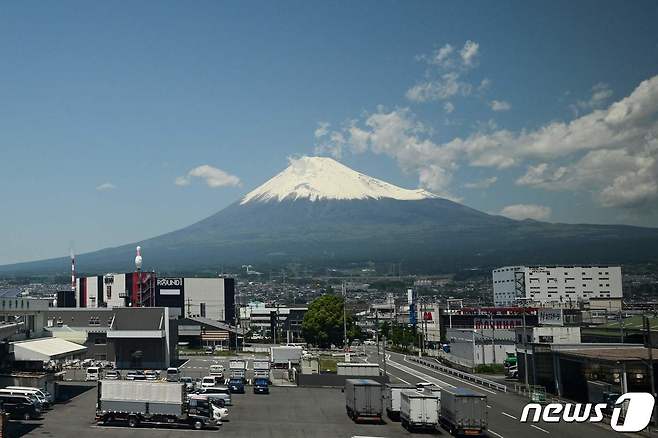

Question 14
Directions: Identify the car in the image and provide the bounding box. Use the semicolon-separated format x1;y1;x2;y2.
253;378;269;394
204;347;214;356
104;370;121;380
5;387;54;404
196;386;232;407
416;382;432;391
201;375;224;388
180;376;195;391
144;370;159;381
85;366;101;381
0;394;40;420
125;370;146;381
166;367;180;382
227;378;245;394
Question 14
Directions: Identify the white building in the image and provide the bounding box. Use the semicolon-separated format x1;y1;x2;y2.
493;266;622;307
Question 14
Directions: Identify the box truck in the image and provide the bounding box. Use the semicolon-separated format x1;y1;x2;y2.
344;379;383;423
384;383;415;420
95;381;218;430
400;390;440;431
439;387;487;436
229;359;247;381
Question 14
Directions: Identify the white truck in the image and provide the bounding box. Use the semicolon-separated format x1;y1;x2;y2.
439;387;487;436
384;383;415;420
253;359;270;381
337;363;380;376
95;380;219;430
270;346;302;367
400;390;440;431
229;359;247;381
344;379;383;423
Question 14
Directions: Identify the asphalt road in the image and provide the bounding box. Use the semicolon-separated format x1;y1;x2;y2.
369;348;636;438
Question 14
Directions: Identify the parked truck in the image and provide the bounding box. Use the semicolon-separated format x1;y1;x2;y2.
400;390;440;431
270;346;303;367
384;383;415;420
439;387;487;436
229;359;247;382
253;359;270;382
344;379;383;423
95;380;218;430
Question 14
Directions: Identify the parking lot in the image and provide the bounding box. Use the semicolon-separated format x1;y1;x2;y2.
8;382;420;438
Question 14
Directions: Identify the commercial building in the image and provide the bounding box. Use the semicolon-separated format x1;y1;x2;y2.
493;265;622;307
177;317;246;350
240;304;307;342
45;307;176;369
445;327;516;367
69;274;235;323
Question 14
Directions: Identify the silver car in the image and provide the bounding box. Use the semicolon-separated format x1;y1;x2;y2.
196;386;232;407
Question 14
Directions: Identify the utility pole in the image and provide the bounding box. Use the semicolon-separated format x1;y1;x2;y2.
343;283;348;351
644;315;656;426
522;305;529;386
490;312;496;364
382;335;387;378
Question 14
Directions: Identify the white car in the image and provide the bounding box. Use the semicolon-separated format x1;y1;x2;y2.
201;376;223;388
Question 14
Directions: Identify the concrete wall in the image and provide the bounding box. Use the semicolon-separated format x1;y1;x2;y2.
296;373;389;387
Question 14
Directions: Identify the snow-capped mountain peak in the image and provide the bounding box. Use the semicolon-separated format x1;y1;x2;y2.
240;156;437;204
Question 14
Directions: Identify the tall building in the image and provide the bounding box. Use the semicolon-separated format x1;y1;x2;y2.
492;266;622;307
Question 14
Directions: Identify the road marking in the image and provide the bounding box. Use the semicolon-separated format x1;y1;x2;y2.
489;429;505;438
178;359;190;368
380;368;411;384
530;425;550;434
401;356;497;395
384;357;455;389
501;411;517;420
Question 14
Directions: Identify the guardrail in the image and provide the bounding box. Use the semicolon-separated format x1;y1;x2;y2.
407;356;508;393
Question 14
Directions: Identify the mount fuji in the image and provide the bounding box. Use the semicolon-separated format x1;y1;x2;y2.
3;156;658;275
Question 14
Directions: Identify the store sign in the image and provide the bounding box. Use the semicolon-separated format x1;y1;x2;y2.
157;278;183;287
539;308;563;326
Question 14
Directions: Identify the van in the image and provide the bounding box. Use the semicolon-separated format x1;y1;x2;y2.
166;367;180;382
0;394;40;420
6;386;54;404
86;366;101;381
0;389;43;409
3;387;50;408
201;376;222;388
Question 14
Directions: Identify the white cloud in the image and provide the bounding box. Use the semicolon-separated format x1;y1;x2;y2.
96;182;116;191
489;100;511;111
443;102;455;114
500;204;552;221
314;121;330;138
570;82;613;115
176;165;241;188
460;40;479;66
464;176;497;189
406;40;481;103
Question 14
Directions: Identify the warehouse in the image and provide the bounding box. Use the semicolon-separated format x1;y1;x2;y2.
493;265;622;306
45;307;176;369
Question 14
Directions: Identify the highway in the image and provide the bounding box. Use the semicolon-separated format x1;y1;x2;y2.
366;347;628;438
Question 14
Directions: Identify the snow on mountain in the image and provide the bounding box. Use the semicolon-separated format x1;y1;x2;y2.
241;156;437;204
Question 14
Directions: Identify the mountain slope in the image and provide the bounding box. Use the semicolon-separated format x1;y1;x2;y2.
2;157;658;275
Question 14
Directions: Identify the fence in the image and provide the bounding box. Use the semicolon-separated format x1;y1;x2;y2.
406;356;508;393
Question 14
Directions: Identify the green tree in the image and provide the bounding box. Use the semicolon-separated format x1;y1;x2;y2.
302;294;353;348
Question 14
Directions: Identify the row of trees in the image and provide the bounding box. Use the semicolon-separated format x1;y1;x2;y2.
301;294;363;348
301;294;422;350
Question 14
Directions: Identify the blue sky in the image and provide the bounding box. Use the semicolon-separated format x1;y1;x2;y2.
1;0;658;264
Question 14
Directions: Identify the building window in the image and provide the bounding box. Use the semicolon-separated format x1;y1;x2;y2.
200;303;206;318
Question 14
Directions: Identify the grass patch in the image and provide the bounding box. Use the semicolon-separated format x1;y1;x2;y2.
318;355;339;373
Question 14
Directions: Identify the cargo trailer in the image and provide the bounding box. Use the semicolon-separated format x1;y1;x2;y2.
384;383;415;420
400;390;440;431
253;359;271;381
229;359;247;381
439;387;487;436
95;380;218;430
344;379;383;423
